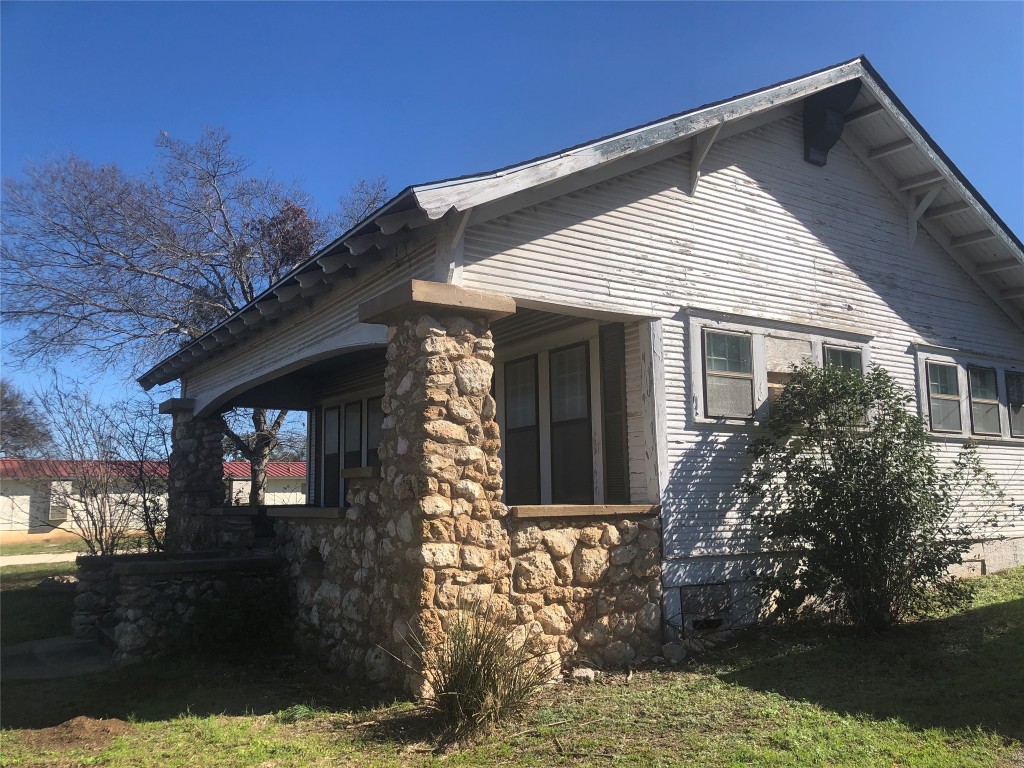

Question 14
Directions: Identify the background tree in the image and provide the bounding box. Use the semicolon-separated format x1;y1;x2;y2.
1;128;388;503
741;363;1012;630
0;378;53;458
27;379;170;555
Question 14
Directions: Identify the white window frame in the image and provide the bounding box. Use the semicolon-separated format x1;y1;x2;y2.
687;311;873;426
494;321;605;505
913;344;1024;442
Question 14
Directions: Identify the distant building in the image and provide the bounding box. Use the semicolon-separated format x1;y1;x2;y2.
0;459;306;533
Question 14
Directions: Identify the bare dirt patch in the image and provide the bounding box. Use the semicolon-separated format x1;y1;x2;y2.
20;715;132;755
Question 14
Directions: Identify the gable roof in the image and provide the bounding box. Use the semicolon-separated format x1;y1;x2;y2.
139;55;1023;390
0;459;306;481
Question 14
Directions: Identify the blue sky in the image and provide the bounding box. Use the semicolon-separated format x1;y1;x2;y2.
2;1;1022;398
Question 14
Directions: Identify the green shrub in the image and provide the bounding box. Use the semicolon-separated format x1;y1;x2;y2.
408;602;558;737
742;363;1009;630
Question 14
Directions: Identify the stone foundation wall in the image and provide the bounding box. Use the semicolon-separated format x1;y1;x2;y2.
509;515;662;668
74;552;283;663
273;476;399;683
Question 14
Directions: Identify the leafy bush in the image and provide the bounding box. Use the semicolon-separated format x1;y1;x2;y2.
742;363;1007;630
408;602;558;737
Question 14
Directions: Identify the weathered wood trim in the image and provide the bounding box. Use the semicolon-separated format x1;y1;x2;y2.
205;507;259;517
511;504;660;520
689;123;722;195
265;506;344;520
359;279;516;324
976;259;1024;276
341;466;381;480
908;185;942;247
159;398;196;415
841;126;1024;332
640;319;668;502
433;209;471;285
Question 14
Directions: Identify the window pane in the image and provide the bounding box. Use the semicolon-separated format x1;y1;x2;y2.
705;332;752;374
825;347;863;371
551;420;594;504
505;428;540;505
706;376;754;419
366;397;384;466
344;401;362;469
928;363;959;396
968;367;998;401
324;407;340;454
971;402;1001;435
505;358;537;429
550;345;588;422
1008;373;1024;437
929;396;962;432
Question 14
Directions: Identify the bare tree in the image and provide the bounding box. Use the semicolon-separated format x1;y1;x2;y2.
26;381;169;555
337;175;390;230
0;378;52;457
2;128;388;503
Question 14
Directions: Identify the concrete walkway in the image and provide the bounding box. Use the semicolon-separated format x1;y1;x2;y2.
1;636;114;680
0;552;80;567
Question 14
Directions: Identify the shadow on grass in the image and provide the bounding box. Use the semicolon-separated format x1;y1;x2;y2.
718;597;1024;742
0;656;403;730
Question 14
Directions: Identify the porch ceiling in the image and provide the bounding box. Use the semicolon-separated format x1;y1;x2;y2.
216;347;386;413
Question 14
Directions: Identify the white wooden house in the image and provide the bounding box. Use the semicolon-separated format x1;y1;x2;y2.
140;57;1023;637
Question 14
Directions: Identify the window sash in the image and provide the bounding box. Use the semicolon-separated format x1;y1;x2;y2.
703;330;754;419
824;345;863;372
926;362;962;433
1008;372;1024;438
549;343;593;504
968;367;1001;436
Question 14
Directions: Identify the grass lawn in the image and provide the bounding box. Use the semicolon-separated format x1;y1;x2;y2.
0;533;151;557
0;537;87;557
0;563;77;646
1;568;1021;767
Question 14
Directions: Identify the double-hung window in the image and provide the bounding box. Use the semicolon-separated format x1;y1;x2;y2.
916;346;1024;441
1008;372;1024;438
703;330;754;419
549;343;593;504
321;394;386;507
690;313;871;423
504;356;540;504
968;367;1000;436
927;362;962;433
498;322;632;507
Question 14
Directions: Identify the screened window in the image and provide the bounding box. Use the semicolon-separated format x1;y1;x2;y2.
968;367;1001;436
323;406;341;507
927;362;962;432
824;346;863;372
550;344;593;504
366;397;385;467
1008;372;1024;438
504;357;540;505
704;330;754;419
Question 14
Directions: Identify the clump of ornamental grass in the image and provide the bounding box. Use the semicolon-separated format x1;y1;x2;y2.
404;601;559;738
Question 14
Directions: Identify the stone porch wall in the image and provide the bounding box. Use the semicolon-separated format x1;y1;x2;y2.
273;476;400;683
509;515;662;668
74;552;283;664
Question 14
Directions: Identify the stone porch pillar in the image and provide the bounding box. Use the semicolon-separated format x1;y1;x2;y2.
360;280;517;690
161;398;225;552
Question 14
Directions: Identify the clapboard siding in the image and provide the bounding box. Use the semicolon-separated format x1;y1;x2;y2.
186;239;436;413
461;114;1024;578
